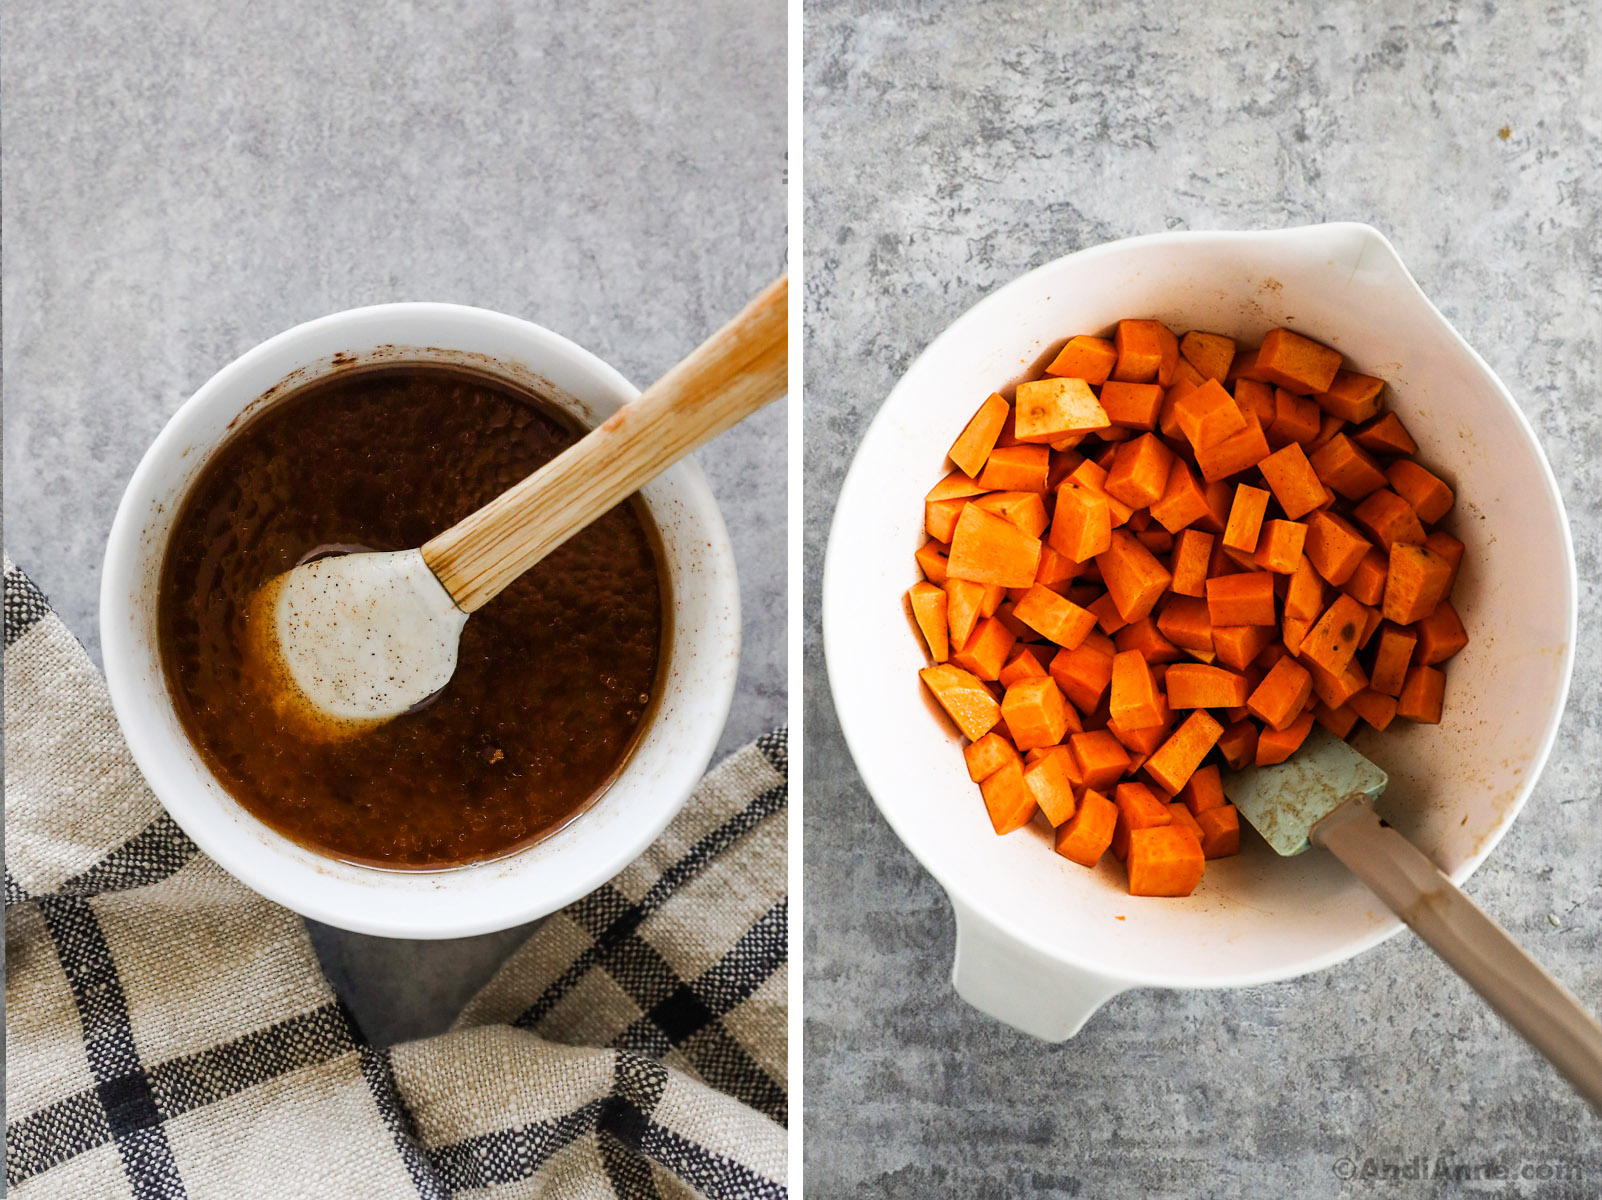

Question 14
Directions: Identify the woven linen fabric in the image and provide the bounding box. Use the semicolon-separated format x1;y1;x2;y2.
3;558;788;1199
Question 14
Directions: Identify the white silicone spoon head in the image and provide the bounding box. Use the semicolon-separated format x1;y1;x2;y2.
248;548;468;735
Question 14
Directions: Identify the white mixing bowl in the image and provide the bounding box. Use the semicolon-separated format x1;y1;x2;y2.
824;223;1576;1039
103;303;740;938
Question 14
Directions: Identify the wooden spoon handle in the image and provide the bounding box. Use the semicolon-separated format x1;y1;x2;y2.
423;275;787;612
1315;797;1602;1112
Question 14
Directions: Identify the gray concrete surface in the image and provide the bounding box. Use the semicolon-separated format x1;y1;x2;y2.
4;0;785;1046
804;2;1602;1196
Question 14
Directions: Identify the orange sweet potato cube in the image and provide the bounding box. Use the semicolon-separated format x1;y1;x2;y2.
947;503;1043;588
977;443;1050;492
1113;319;1178;384
1096;529;1174;622
1068;459;1135;525
920;664;1001;742
1257;327;1342;394
1035;543;1081;589
1164;663;1249;709
1148;460;1210;535
1159;370;1201;438
1252;520;1307;574
1306;655;1369;710
963;731;1021;782
1107;703;1173;756
972;490;1049;539
1024;751;1079;826
1127;824;1205;896
924;497;967;543
1049;477;1114;563
1104;434;1176;510
1216;719;1258;769
999;643;1049;688
916;538;950;585
1179;330;1236;382
1169;529;1214;598
1341;546;1389;606
1304;511;1373;586
1315;701;1360;739
1099;380;1164;430
1205;572;1277;627
979;759;1037;834
943;580;980;651
1314;369;1385;423
1195;805;1241;858
1069;729;1132;790
1050;640;1116;711
908;582;949;662
950;615;1016;680
1284;555;1325;622
1226;348;1268;385
1088;592;1128;636
1222;484;1270;553
1013;377;1111;442
1369;623;1417;696
1282;615;1311;656
1415;600;1468;665
1174;378;1247;450
1247;655;1313;731
1144;709;1223;794
1269;388;1323;447
1255;710;1315;765
1055;787;1117;867
1013;583;1097;648
1348;688;1398;732
1001;676;1072;751
1178;763;1226;815
1155;594;1214;654
1168;801;1205;841
1352;488;1426;552
1234;378;1276;428
1300;591;1368;677
1308;412;1346;453
1045;335;1119;385
1211;623;1276;671
1115;616;1180;663
1111;781;1175;860
1194;410;1271;482
1352;411;1419;457
1425;529;1465;592
1109;649;1165;730
1310;433;1388;501
925;469;987;503
1386;459;1455;524
1382;542;1453;625
1396;664;1445;723
948;393;1011;478
1258;442;1329;520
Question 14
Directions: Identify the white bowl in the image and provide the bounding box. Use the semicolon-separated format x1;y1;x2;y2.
103;303;740;938
823;223;1576;1039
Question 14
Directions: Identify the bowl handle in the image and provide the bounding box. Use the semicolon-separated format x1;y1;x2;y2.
948;893;1127;1040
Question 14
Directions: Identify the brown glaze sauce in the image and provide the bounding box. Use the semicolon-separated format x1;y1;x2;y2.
157;364;666;869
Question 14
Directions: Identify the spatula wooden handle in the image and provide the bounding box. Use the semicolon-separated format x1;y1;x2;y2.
1314;797;1602;1112
423;275;788;612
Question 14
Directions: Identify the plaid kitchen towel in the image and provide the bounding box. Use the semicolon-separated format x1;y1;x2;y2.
3;557;788;1199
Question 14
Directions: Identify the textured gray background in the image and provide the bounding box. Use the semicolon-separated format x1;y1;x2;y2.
3;0;785;1046
805;2;1601;1196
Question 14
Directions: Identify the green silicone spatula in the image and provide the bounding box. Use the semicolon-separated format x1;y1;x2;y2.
1227;726;1602;1112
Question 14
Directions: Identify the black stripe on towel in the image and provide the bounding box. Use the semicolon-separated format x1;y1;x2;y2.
3;563;52;647
514;779;786;1031
37;894;188;1199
